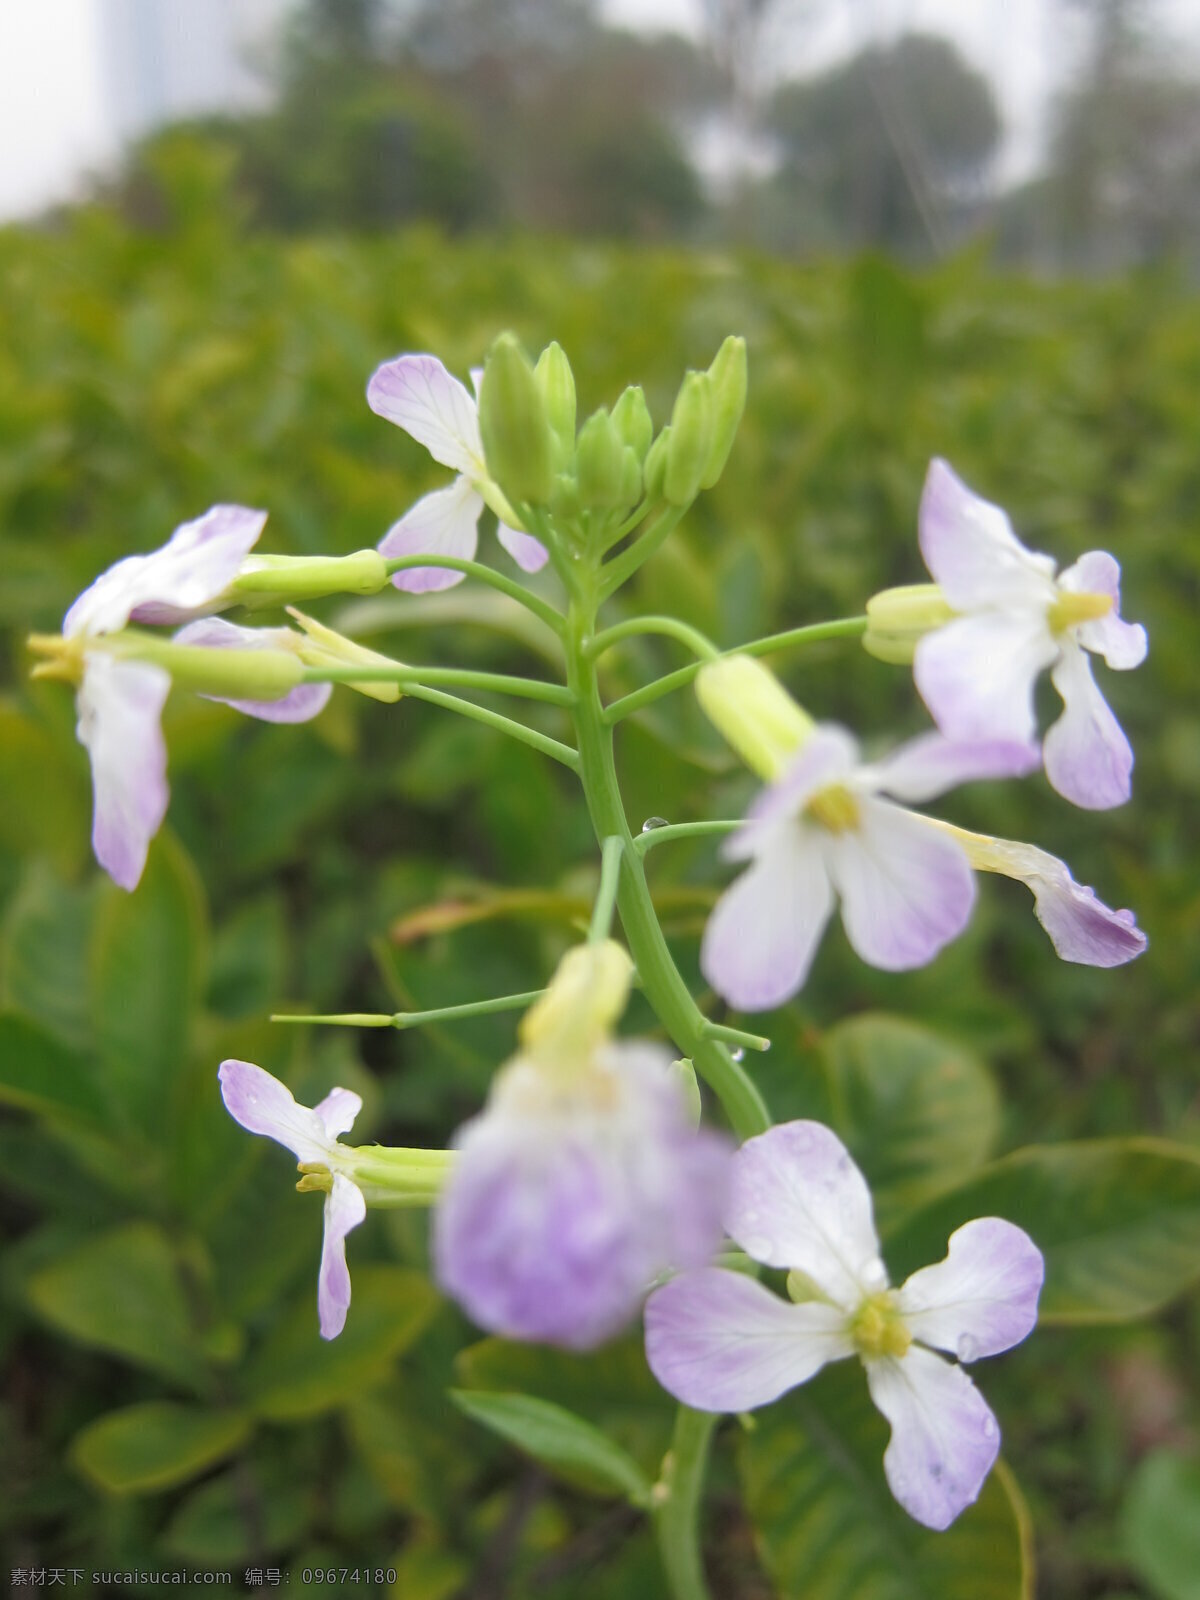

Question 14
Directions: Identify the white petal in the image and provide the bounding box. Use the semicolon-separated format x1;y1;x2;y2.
725;1121;884;1307
896;1218;1044;1360
914;611;1058;745
318;1175;366;1340
918;459;1056;610
865;1348;1001;1530
727;726;859;861
644;1268;853;1412
1044;643;1133;809
824;801;975;971
865;731;1040;805
65;505;266;636
494;520;550;572
701;829;834;1011
217;1058;336;1166
379;477;482;592
1059;550;1147;670
314;1087;362;1140
366;354;485;478
76;654;170;892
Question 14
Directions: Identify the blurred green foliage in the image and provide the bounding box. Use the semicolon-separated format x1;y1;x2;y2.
1;191;1199;1596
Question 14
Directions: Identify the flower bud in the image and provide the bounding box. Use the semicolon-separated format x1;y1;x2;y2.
520;940;634;1066
699;336;747;489
534;341;577;464
611;385;653;463
286;607;403;703
231;550;389;606
664;372;714;506
863;584;956;664
478;334;555;506
642;427;671;500
671;1059;702;1129
695;655;814;781
575;408;629;510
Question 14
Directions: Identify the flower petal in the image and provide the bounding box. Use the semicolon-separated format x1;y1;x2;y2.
644;1268;853;1412
865;1348;1001;1530
896;1218;1044;1361
1044;643;1133;809
76;654;170;892
701;830;834;1011
379;477;482;592
495;519;550;573
956;831;1146;966
725;1121;884;1306
318;1174;366;1340
866;732;1040;805
824;800;975;971
1059;550;1147;670
217;1058;335;1166
315;1086;363;1140
65;505;267;636
914;611;1057;746
727;726;859;860
918;459;1056;610
173;617;332;723
366;354;485;478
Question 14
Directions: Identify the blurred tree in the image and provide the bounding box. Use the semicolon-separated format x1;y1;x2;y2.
767;33;1002;256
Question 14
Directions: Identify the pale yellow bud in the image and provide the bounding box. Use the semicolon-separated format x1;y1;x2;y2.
695;655;814;781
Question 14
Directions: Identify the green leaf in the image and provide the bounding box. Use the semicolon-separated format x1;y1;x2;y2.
0;1013;108;1129
449;1389;653;1504
71;1402;251;1494
883;1139;1200;1323
739;1364;1031;1600
243;1266;438;1420
1;867;97;1052
25;1222;207;1388
88;830;207;1136
162;1463;309;1564
0;704;89;871
1119;1448;1200;1600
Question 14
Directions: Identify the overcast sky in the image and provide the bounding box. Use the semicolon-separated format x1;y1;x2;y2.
3;0;1200;220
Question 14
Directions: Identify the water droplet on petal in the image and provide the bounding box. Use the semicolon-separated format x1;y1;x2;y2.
642;816;670;832
731;1047;745;1062
957;1332;980;1364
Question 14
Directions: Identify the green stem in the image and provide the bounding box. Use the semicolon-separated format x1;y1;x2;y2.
274;990;548;1029
302;663;573;705
586;615;719;666
598;505;685;600
566;598;769;1143
702;1021;771;1053
635;819;741;857
384;554;564;634
590;836;626;944
605;616;869;724
655;1409;718;1600
401;682;580;771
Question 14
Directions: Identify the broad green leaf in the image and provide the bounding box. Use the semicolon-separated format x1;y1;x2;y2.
739;1364;1031;1600
243;1266;438;1420
449;1389;653;1504
0;704;88;871
88;830;207;1135
71;1402;251;1494
884;1139;1200;1323
0;1013;107;1129
162;1464;309;1563
26;1222;207;1388
386;1532;471;1600
1119;1448;1200;1600
1;867;97;1052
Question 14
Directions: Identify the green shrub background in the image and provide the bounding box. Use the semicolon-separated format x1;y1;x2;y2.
2;186;1198;1596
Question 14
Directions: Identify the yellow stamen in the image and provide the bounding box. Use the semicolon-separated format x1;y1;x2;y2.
1048;591;1112;633
850;1292;912;1359
806;783;861;833
296;1163;333;1194
27;633;84;685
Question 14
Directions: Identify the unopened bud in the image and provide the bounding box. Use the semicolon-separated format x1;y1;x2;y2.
520;939;634;1061
670;1059;702;1129
478;334;555;506
664;372;714;506
642;428;671;500
695;655;814;781
534;341;577;464
863;584;956;664
699;336;747;489
576;409;628;510
611;385;653;462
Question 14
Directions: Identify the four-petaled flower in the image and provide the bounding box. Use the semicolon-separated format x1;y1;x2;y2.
367;354;548;591
701;726;1039;1012
645;1120;1043;1530
219;1059;366;1339
915;459;1147;811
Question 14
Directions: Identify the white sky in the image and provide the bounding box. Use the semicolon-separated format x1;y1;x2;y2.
3;0;1200;220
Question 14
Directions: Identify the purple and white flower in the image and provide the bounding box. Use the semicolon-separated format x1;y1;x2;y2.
645;1121;1043;1530
219;1059;366;1340
367;354;548;591
174;617;332;722
700;726;1040;1012
915;459;1147;810
75;652;171;892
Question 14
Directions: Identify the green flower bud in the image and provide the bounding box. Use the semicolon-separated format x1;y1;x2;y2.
699;336;747;489
863;583;956;664
642;427;671;499
478;333;555;506
664;371;714;506
534;341;577;463
695;655;814;781
611;385;653;462
576;408;628;510
618;445;642;509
